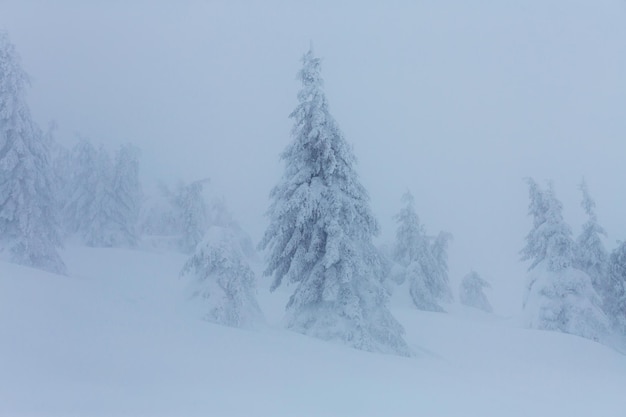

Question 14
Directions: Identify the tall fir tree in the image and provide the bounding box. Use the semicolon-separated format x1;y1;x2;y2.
575;179;608;296
520;178;607;341
0;32;65;273
259;48;410;356
393;191;452;312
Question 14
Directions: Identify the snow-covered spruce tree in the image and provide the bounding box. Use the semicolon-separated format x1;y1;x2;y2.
520;178;608;340
259;48;410;356
459;271;492;313
181;225;263;328
108;144;142;247
0;32;65;273
605;242;626;335
520;178;571;271
575;179;609;297
392;191;452;312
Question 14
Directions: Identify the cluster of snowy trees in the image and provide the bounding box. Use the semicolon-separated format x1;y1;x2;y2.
182;49;460;353
0;32;65;273
0;33;145;273
58;139;142;248
0;32;262;336
0;32;209;274
520;178;626;340
391;191;453;312
6;27;622;355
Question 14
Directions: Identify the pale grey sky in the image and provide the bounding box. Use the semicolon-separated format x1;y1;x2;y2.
2;0;626;313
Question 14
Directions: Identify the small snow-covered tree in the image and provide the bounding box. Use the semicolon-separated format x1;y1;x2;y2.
0;32;65;273
523;265;609;341
520;178;608;340
575;179;609;297
605;242;626;335
259;47;410;356
181;226;263;328
108;144;142;246
459;271;493;313
392;191;452;312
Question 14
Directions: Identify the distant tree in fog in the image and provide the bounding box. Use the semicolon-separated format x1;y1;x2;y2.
0;32;65;273
393;191;452;312
459;271;492;313
259;47;410;356
141;178;254;255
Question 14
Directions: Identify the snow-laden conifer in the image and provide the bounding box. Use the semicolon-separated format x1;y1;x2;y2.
521;179;575;272
523;264;609;341
521;178;608;340
259;48;410;356
181;225;263;328
393;191;452;312
606;242;626;335
0;32;65;273
459;271;492;313
575;179;608;297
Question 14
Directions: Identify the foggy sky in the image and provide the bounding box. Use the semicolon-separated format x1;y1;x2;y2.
2;1;626;313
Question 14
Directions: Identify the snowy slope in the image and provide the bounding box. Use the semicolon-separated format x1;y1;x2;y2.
1;246;626;417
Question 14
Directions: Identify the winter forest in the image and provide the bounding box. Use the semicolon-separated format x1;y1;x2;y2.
2;2;626;416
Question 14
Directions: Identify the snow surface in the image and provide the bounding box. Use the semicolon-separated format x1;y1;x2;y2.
2;245;626;417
